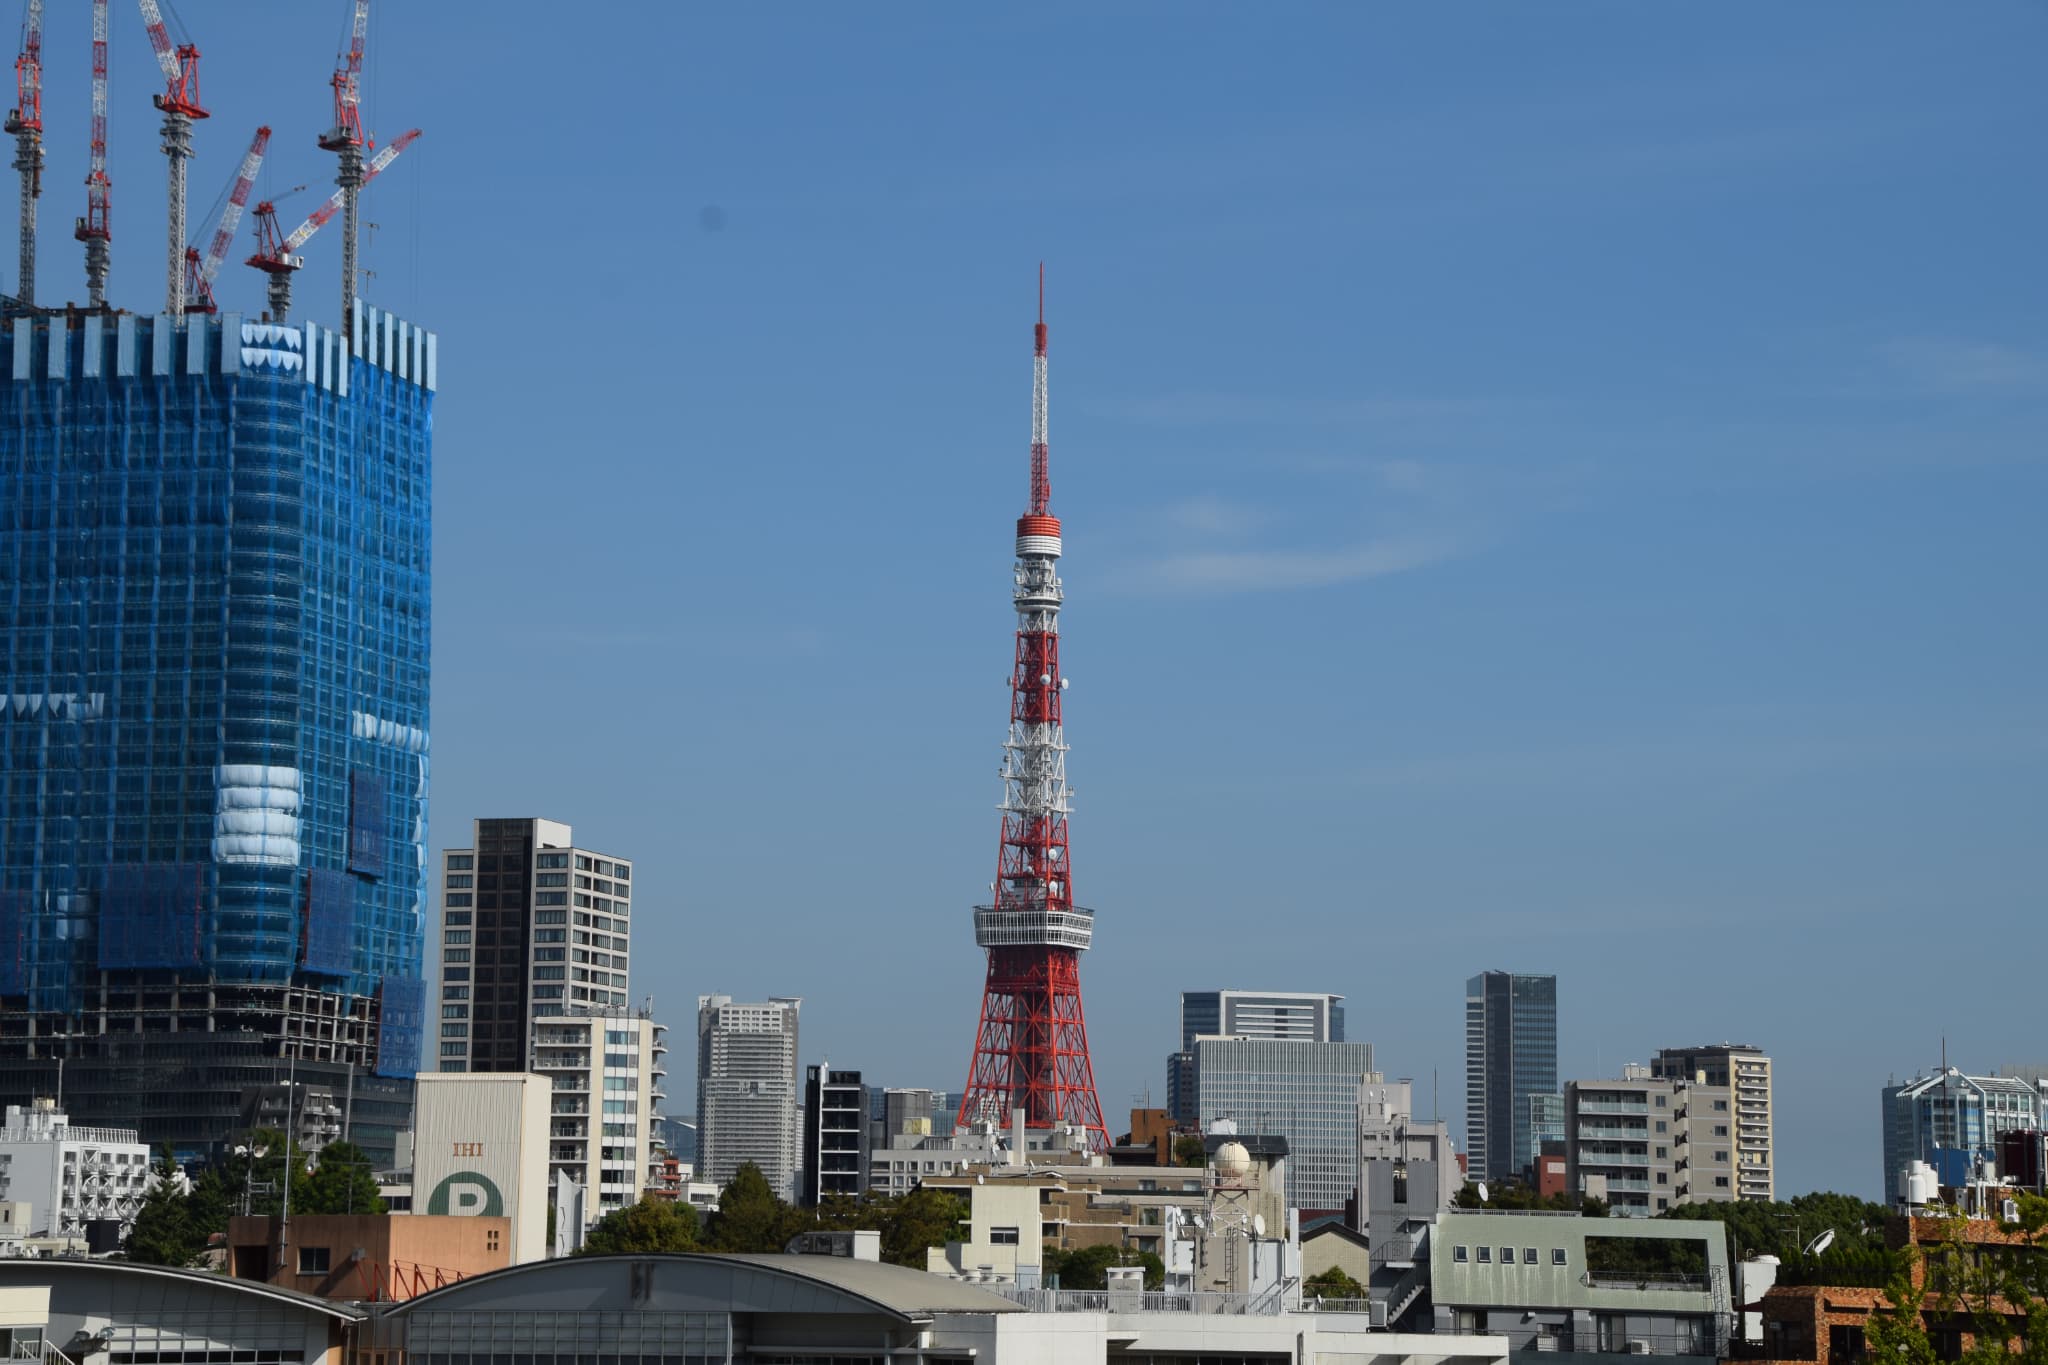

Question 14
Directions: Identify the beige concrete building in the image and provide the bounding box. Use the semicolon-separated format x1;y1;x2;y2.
1652;1043;1773;1201
1565;1064;1738;1216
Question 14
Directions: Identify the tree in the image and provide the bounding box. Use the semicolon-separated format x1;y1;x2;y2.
1453;1181;1604;1216
296;1142;385;1216
1173;1136;1207;1168
123;1149;200;1267
1865;1250;1938;1365
1303;1266;1366;1302
706;1163;799;1253
580;1198;700;1255
1042;1243;1163;1291
878;1186;968;1268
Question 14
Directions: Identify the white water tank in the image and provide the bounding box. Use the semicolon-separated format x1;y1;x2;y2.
1901;1160;1938;1209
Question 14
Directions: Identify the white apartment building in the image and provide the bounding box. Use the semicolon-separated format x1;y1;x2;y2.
0;1100;151;1237
435;818;634;1074
1652;1043;1773;1201
697;995;801;1201
532;1013;668;1224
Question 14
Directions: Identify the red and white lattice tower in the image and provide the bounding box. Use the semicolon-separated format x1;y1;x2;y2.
956;271;1109;1152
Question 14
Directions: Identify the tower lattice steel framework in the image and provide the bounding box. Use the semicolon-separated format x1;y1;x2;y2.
956;272;1108;1151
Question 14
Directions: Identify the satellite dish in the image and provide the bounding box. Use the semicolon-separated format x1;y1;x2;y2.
1253;1213;1266;1237
1477;1182;1490;1203
1804;1229;1835;1256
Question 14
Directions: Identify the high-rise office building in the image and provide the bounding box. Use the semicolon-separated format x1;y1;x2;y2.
1651;1043;1773;1202
697;995;801;1200
800;1066;869;1206
1194;1035;1374;1216
1464;971;1558;1183
433;818;632;1073
1880;1068;2040;1202
0;308;434;1164
1168;989;1345;1122
533;1012;667;1224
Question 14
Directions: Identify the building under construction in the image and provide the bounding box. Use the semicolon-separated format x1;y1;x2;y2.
0;1;432;1164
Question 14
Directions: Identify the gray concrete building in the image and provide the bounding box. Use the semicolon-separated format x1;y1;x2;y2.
1194;1035;1373;1217
1167;989;1344;1122
1357;1077;1457;1328
696;995;802;1200
1650;1043;1773;1202
1564;1065;1737;1217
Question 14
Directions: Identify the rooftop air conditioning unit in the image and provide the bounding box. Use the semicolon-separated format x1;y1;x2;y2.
1627;1341;1653;1355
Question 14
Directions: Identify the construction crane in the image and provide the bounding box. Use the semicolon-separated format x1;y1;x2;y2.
246;127;417;325
4;0;42;306
316;0;369;325
181;124;264;314
138;0;206;314
72;0;108;308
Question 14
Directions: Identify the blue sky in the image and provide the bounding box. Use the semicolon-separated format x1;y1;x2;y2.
49;4;2045;1199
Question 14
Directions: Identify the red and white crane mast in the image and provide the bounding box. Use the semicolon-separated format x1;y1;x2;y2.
138;0;207;314
957;271;1109;1152
72;0;109;308
183;123;265;314
317;0;369;325
246;127;416;324
5;0;42;305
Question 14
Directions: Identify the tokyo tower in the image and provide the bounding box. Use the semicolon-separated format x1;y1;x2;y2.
956;270;1109;1151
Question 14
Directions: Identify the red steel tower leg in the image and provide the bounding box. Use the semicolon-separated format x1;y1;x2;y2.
957;270;1108;1152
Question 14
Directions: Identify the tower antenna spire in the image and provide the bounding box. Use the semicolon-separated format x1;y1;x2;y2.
957;269;1108;1152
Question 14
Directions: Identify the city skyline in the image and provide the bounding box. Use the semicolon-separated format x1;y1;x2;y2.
0;5;2037;1203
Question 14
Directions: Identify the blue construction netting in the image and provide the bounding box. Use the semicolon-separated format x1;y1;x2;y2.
1;310;432;1020
0;892;25;996
99;864;207;970
347;769;387;879
374;974;425;1078
301;868;355;976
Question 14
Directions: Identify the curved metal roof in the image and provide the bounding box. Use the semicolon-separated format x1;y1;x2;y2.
385;1253;1021;1323
0;1259;365;1321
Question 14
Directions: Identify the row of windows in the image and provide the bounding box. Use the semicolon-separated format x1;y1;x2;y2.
1454;1244;1570;1267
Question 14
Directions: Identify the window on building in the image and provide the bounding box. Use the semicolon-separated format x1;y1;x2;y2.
1454;1245;1469;1263
1655;1146;1668;1158
990;1227;1021;1245
1477;1246;1491;1264
1830;1326;1867;1363
1552;1249;1567;1266
1656;1172;1667;1185
1499;1247;1513;1265
1655;1096;1666;1107
1656;1121;1668;1133
298;1246;331;1274
1715;1176;1730;1188
1714;1125;1729;1137
1523;1248;1537;1265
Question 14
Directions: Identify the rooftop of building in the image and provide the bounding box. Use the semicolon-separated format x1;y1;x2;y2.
0;1257;364;1321
384;1252;1022;1322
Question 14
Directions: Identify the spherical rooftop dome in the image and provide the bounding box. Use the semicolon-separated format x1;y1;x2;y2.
1214;1140;1252;1179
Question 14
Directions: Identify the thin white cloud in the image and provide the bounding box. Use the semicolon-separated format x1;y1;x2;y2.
1132;534;1466;593
1879;338;2048;397
1161;494;1271;538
